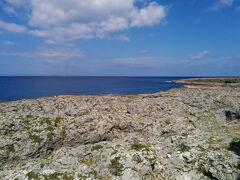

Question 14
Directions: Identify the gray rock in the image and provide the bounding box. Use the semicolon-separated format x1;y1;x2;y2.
0;81;239;179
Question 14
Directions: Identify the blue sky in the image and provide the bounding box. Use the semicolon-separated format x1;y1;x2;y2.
0;0;240;76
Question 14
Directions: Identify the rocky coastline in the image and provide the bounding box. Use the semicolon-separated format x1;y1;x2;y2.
0;78;239;179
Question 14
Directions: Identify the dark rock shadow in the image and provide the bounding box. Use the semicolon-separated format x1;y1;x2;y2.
228;140;240;179
225;111;240;123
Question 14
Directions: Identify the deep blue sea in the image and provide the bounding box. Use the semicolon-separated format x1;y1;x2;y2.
0;76;200;102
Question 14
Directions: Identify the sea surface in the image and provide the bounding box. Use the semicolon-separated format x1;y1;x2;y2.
0;76;200;102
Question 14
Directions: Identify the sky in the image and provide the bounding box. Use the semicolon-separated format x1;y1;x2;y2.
0;0;240;76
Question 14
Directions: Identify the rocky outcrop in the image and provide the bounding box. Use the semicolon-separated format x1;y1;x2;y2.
173;77;240;89
0;78;239;179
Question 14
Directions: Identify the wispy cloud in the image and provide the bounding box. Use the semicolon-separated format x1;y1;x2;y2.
44;40;57;45
113;56;182;66
0;20;26;33
190;50;209;60
114;57;151;65
235;6;240;12
0;47;85;60
209;0;234;11
1;41;15;45
110;34;130;42
139;50;149;54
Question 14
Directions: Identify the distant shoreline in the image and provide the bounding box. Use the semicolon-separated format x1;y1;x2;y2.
172;77;240;89
0;77;240;103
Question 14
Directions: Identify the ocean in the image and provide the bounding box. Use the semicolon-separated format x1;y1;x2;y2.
0;76;198;102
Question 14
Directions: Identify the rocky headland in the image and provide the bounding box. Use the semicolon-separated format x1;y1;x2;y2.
0;78;240;180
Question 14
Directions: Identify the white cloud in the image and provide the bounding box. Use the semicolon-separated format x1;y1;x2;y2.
44;40;57;45
209;0;234;11
220;0;234;5
130;2;166;27
113;56;184;67
1;0;167;41
190;50;209;60
2;41;15;45
0;20;26;33
0;51;34;58
111;34;130;41
0;47;85;60
36;47;85;60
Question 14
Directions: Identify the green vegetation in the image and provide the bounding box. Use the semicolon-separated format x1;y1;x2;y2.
45;124;55;139
79;158;93;167
26;171;40;180
78;174;89;179
80;111;90;116
47;132;54;139
55;117;63;126
165;119;171;125
85;119;93;123
26;114;35;119
61;128;67;138
132;154;143;163
40;163;45;169
45;126;54;132
44;118;52;125
111;149;118;156
23;119;30;128
43;172;74;180
108;157;124;176
131;141;149;151
29;134;43;144
179;143;190;152
7;144;15;153
89;127;96;132
91;145;103;151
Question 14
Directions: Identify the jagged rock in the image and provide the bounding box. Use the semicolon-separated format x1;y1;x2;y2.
0;79;239;179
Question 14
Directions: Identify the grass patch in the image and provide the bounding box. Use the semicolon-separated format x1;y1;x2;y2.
108;157;124;176
89;127;96;132
40;163;45;169
132;154;143;163
55;117;63;126
179;143;190;152
85;119;93;123
78;174;89;179
61;128;67;139
46;126;54;132
165;119;171;125
26;114;35;119
5;144;15;155
91;145;103;151
43;172;74;180
26;171;40;180
131;141;150;151
44;118;52;125
29;134;43;144
111;150;118;156
45;125;55;139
